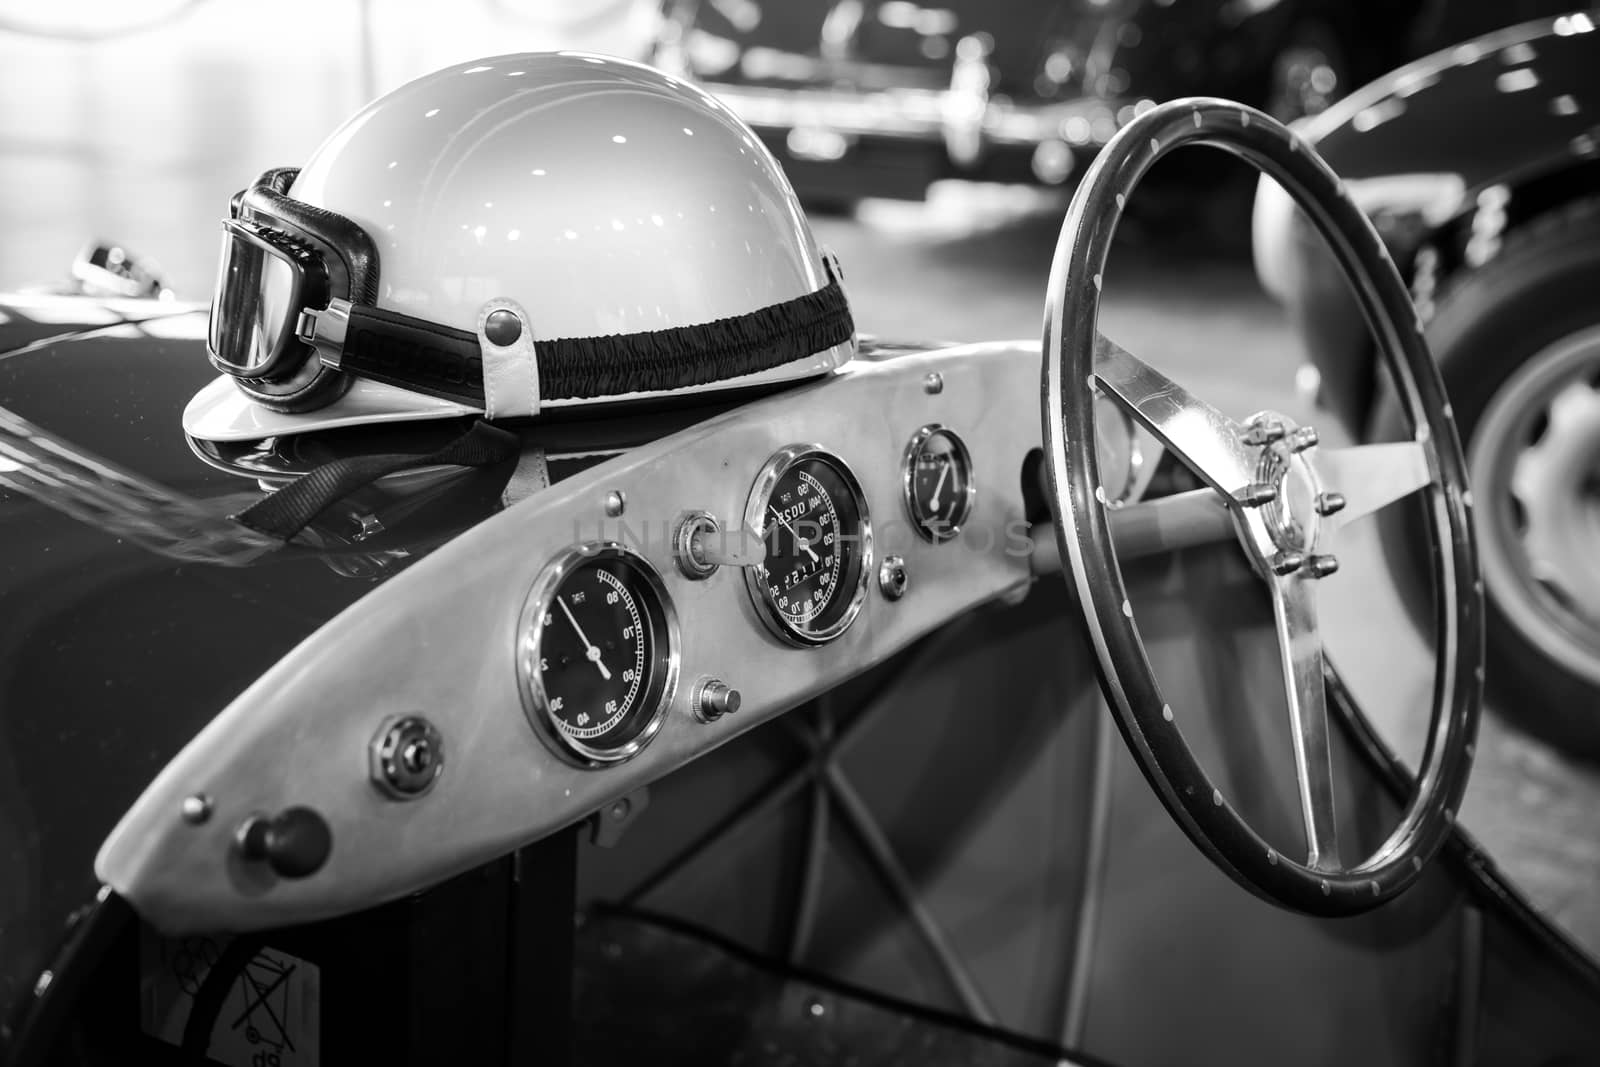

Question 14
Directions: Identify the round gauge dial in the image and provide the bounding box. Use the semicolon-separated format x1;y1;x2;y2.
745;446;872;646
903;425;975;542
517;544;678;766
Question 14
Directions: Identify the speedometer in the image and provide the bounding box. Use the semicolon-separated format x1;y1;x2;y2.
744;445;872;647
517;544;678;766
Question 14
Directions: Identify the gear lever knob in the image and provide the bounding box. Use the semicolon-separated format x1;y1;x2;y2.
238;806;333;879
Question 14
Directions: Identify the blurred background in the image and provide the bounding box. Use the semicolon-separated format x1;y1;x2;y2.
1;0;1596;956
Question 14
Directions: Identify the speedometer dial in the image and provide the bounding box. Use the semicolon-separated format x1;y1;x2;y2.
517;544;678;766
745;445;872;647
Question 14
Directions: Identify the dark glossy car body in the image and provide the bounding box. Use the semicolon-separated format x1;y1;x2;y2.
1;288;1599;1065
1252;10;1600;756
1254;10;1600;431
652;0;1571;203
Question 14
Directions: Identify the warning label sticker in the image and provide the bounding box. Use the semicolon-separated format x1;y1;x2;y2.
141;928;320;1067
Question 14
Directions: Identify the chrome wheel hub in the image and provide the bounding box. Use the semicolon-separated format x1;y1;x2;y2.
1471;325;1600;685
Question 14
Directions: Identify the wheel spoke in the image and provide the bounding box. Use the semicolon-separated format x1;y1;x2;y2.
1315;441;1433;529
1269;572;1340;871
1092;334;1258;496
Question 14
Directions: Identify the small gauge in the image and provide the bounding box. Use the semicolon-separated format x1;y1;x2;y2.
903;425;976;542
517;544;678;766
745;445;872;646
1093;393;1144;505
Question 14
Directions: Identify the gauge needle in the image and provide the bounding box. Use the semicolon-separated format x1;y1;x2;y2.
771;508;820;563
558;595;611;681
929;455;951;511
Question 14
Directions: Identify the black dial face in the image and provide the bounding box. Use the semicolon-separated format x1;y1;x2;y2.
748;449;870;645
904;426;974;542
522;547;676;764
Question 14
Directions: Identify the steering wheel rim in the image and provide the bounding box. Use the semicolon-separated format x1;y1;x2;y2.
1042;98;1484;916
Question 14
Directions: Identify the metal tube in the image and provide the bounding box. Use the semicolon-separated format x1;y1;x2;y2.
1030;488;1235;575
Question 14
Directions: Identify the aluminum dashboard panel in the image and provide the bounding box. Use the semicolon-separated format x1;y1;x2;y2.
97;340;1048;934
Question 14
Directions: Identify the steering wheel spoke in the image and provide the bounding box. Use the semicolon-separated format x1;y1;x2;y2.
1269;573;1340;871
1315;441;1435;530
1092;334;1257;498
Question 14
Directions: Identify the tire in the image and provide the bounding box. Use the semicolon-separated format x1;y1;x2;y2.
1372;197;1600;760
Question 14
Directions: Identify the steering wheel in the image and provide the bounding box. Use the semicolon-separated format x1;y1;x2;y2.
1042;98;1483;916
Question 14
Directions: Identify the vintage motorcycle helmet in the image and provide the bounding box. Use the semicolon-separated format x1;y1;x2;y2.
185;52;856;442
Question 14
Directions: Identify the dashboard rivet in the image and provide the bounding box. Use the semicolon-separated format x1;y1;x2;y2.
370;715;445;800
604;490;627;517
180;793;213;825
923;372;944;395
694;679;742;723
878;555;909;601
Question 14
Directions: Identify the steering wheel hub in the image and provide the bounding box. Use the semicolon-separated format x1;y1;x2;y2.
1239;413;1336;572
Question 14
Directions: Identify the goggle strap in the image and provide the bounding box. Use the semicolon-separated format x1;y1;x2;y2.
328;279;856;409
340;303;484;405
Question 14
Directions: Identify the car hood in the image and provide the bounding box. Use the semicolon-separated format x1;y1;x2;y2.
1299;14;1600;209
0;302;507;1021
0;291;200;357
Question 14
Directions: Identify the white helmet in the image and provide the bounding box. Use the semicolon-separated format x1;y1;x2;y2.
187;52;854;442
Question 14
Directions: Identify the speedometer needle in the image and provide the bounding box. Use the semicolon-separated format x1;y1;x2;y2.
558;595;611;681
771;508;820;563
929;455;951;511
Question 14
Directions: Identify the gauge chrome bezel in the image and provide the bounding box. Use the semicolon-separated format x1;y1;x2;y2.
516;542;680;768
1093;392;1147;506
743;444;873;648
901;423;977;543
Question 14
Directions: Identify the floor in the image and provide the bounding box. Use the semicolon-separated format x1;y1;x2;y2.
1;3;1596;962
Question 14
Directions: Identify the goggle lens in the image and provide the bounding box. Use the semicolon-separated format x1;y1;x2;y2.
207;220;322;379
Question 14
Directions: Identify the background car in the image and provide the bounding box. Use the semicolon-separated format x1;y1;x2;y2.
1253;9;1600;759
652;0;1575;208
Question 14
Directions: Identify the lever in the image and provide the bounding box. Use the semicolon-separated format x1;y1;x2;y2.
690;524;764;568
237;806;333;879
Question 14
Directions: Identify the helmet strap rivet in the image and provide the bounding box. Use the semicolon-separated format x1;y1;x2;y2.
485;308;523;346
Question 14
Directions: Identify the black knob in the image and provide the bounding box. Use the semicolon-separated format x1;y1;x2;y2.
238;806;333;879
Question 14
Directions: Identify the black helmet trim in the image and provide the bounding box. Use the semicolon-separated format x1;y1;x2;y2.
330;273;853;408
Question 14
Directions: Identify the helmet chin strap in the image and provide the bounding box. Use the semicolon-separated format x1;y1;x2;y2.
232;420;520;542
